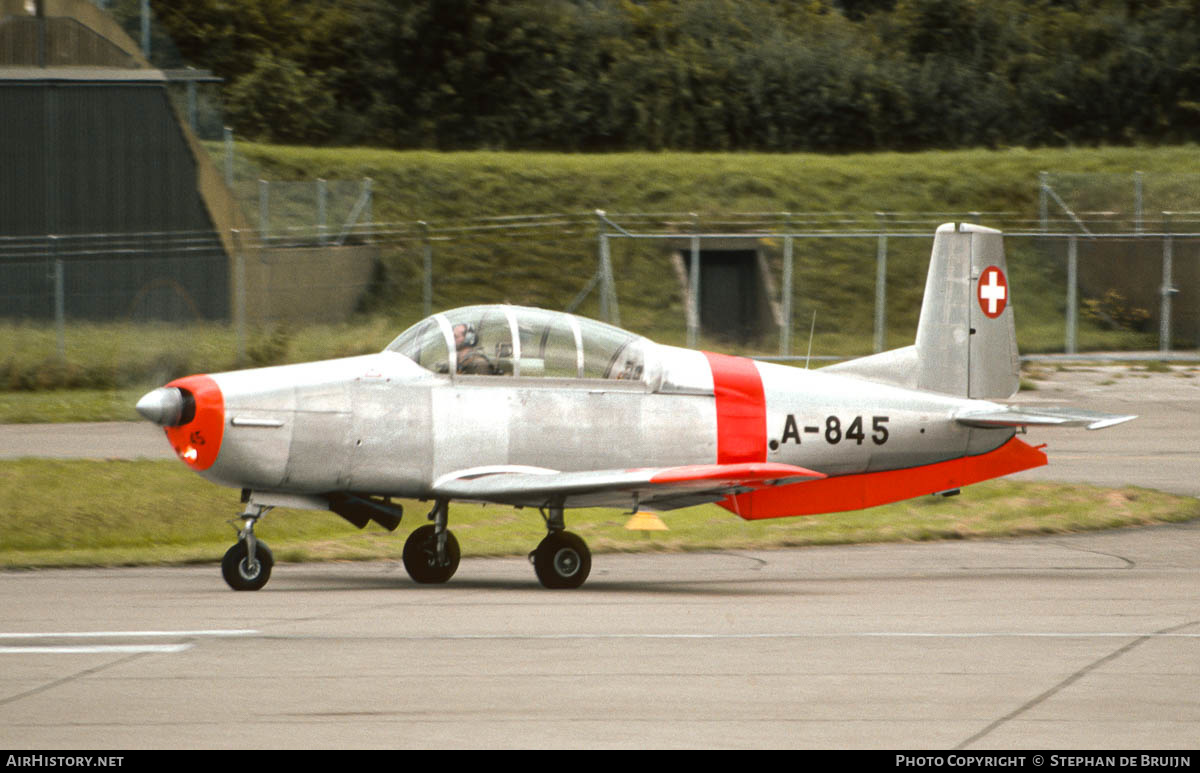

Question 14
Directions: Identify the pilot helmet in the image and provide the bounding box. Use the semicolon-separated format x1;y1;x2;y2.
454;323;478;347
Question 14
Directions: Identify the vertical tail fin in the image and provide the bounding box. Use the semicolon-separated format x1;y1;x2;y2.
825;223;1019;399
915;223;1019;399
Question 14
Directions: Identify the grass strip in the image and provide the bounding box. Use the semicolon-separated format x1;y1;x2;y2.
2;459;1196;569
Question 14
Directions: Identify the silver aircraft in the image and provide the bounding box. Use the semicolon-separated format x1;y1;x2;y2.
136;224;1134;590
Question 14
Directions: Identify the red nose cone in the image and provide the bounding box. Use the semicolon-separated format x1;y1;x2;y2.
163;375;224;471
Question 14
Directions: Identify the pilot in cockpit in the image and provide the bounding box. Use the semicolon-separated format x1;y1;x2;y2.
453;323;494;375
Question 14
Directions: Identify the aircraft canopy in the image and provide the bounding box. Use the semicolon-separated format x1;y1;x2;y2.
385;305;652;382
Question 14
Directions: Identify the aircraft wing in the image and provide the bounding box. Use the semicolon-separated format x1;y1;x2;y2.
431;462;826;510
955;405;1136;430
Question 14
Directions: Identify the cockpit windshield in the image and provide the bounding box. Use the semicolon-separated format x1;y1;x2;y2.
385;305;652;383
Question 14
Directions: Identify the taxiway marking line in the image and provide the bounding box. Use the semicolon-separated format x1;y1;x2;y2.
0;630;257;655
0;644;193;655
0;630;258;639
349;631;1200;641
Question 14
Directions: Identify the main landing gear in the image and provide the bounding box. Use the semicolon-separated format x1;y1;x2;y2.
399;499;592;589
221;503;274;591
529;503;591;589
402;500;460;584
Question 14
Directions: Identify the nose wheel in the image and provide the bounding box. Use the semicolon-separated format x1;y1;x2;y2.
222;539;274;591
221;503;273;591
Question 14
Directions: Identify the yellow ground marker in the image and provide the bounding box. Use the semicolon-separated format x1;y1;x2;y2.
624;510;668;531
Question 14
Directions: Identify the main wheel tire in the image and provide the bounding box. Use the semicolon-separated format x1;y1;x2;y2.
403;524;460;584
221;540;274;591
533;531;591;589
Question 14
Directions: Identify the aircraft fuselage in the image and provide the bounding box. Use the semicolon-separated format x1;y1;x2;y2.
168;345;1012;505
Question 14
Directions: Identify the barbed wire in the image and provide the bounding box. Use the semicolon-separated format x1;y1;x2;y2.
7;209;1200;262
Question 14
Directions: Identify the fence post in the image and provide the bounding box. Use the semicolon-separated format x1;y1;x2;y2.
687;214;700;349
317;178;328;245
1160;215;1176;353
363;178;373;235
258;179;270;242
186;81;197;133
233;229;247;366
598;232;620;325
598;233;610;322
140;0;151;58
420;221;433;318
1134;171;1144;235
780;228;793;357
51;236;65;360
590;210;624;325
605;241;620;327
1066;235;1078;354
1039;171;1049;232
874;213;888;353
223;126;234;187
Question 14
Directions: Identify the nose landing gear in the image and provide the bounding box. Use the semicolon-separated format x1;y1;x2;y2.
221;503;274;591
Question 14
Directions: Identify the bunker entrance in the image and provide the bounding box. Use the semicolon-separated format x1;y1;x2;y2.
679;248;772;344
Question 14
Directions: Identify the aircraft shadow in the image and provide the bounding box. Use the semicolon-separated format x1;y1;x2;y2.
268;568;805;597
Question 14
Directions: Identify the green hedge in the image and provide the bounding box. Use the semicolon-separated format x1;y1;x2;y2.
149;0;1200;151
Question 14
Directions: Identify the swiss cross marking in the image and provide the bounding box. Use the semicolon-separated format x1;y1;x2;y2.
977;266;1008;318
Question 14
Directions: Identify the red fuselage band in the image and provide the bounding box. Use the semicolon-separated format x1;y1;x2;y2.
703;351;767;465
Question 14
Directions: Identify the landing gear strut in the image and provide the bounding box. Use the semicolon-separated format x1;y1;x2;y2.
530;503;591;589
222;503;274;591
402;499;460;584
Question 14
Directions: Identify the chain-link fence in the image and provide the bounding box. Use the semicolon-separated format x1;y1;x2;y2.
1040;172;1200;235
230;178;373;244
585;212;1199;358
228;208;1200;360
0;230;228;323
4;211;1197;387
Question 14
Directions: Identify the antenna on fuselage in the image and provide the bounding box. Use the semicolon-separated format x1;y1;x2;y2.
804;310;817;369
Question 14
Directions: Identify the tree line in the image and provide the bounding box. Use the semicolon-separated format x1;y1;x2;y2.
143;0;1200;151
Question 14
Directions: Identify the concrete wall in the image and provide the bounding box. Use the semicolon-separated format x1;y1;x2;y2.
0;0;151;68
240;244;380;325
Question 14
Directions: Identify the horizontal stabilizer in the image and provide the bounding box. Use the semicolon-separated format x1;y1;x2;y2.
955;405;1136;431
432;462;825;510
